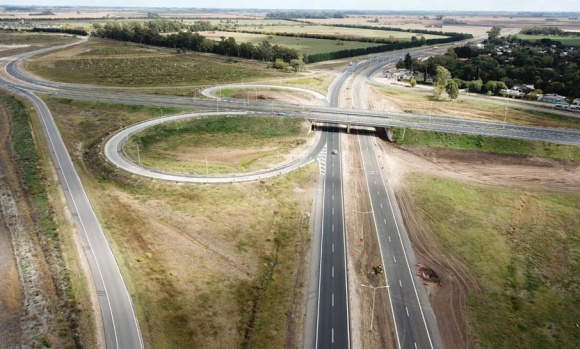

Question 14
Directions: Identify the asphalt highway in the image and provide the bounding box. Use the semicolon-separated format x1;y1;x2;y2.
316;125;350;348
358;130;443;349
103;111;325;183
2;85;143;349
2;38;580;349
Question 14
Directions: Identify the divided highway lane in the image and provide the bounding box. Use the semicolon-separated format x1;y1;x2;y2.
358;130;443;349
3;85;143;349
316;126;350;349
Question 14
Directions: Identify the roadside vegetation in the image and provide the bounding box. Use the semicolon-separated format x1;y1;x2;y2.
2;93;96;348
44;97;315;348
372;86;580;130
125;116;311;174
0;31;77;45
28;46;283;87
392;128;580;161
404;27;580;100
407;175;580;348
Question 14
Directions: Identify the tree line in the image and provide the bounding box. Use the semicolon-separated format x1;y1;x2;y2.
90;22;301;64
403;35;580;99
520;26;580;37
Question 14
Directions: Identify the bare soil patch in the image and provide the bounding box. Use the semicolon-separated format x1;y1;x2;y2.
232;90;321;106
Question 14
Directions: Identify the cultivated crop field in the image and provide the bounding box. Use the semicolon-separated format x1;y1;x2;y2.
233;24;447;40
201;30;384;56
0;32;77;45
27;39;284;87
516;34;580;46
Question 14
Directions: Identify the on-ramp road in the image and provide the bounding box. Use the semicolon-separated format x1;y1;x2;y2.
3;86;143;349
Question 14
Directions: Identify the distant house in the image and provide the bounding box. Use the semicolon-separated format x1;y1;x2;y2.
573;98;580;106
513;84;535;93
501;89;525;98
540;93;567;104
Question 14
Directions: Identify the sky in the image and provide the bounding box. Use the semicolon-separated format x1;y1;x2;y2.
2;0;579;12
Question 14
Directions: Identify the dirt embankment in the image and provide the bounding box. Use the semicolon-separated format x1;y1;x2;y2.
0;105;23;349
373;139;580;349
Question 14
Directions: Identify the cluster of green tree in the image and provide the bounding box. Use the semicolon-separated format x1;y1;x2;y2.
408;36;580;98
31;27;88;36
292;21;474;41
91;22;301;65
520;26;580;37
29;10;55;16
265;11;346;19
304;40;430;64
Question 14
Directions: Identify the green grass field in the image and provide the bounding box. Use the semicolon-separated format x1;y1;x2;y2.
201;30;384;56
392;128;580;161
29;49;283;87
408;175;580;348
125;116;309;174
0;32;78;45
234;25;447;41
516;34;580;46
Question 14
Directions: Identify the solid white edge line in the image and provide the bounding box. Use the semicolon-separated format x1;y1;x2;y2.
314;139;328;349
338;130;352;349
34;95;121;348
357;132;401;349
369;133;435;349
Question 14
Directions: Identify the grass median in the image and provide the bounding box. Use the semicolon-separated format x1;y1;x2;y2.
125;115;311;175
392;128;580;161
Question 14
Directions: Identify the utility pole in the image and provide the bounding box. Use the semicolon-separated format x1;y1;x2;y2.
205;156;208;175
361;284;389;331
503;106;507;128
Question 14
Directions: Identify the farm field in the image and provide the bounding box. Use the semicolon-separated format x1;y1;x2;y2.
302;17;490;37
209;19;296;27
516;34;580;46
0;31;78;45
200;30;384;56
231;24;447;40
26;38;284;87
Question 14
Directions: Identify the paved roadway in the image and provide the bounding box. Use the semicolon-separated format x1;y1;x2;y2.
103;111;325;183
2;85;143;349
350;57;444;348
5;55;580;146
3;39;580;349
316;125;350;348
358;130;442;349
